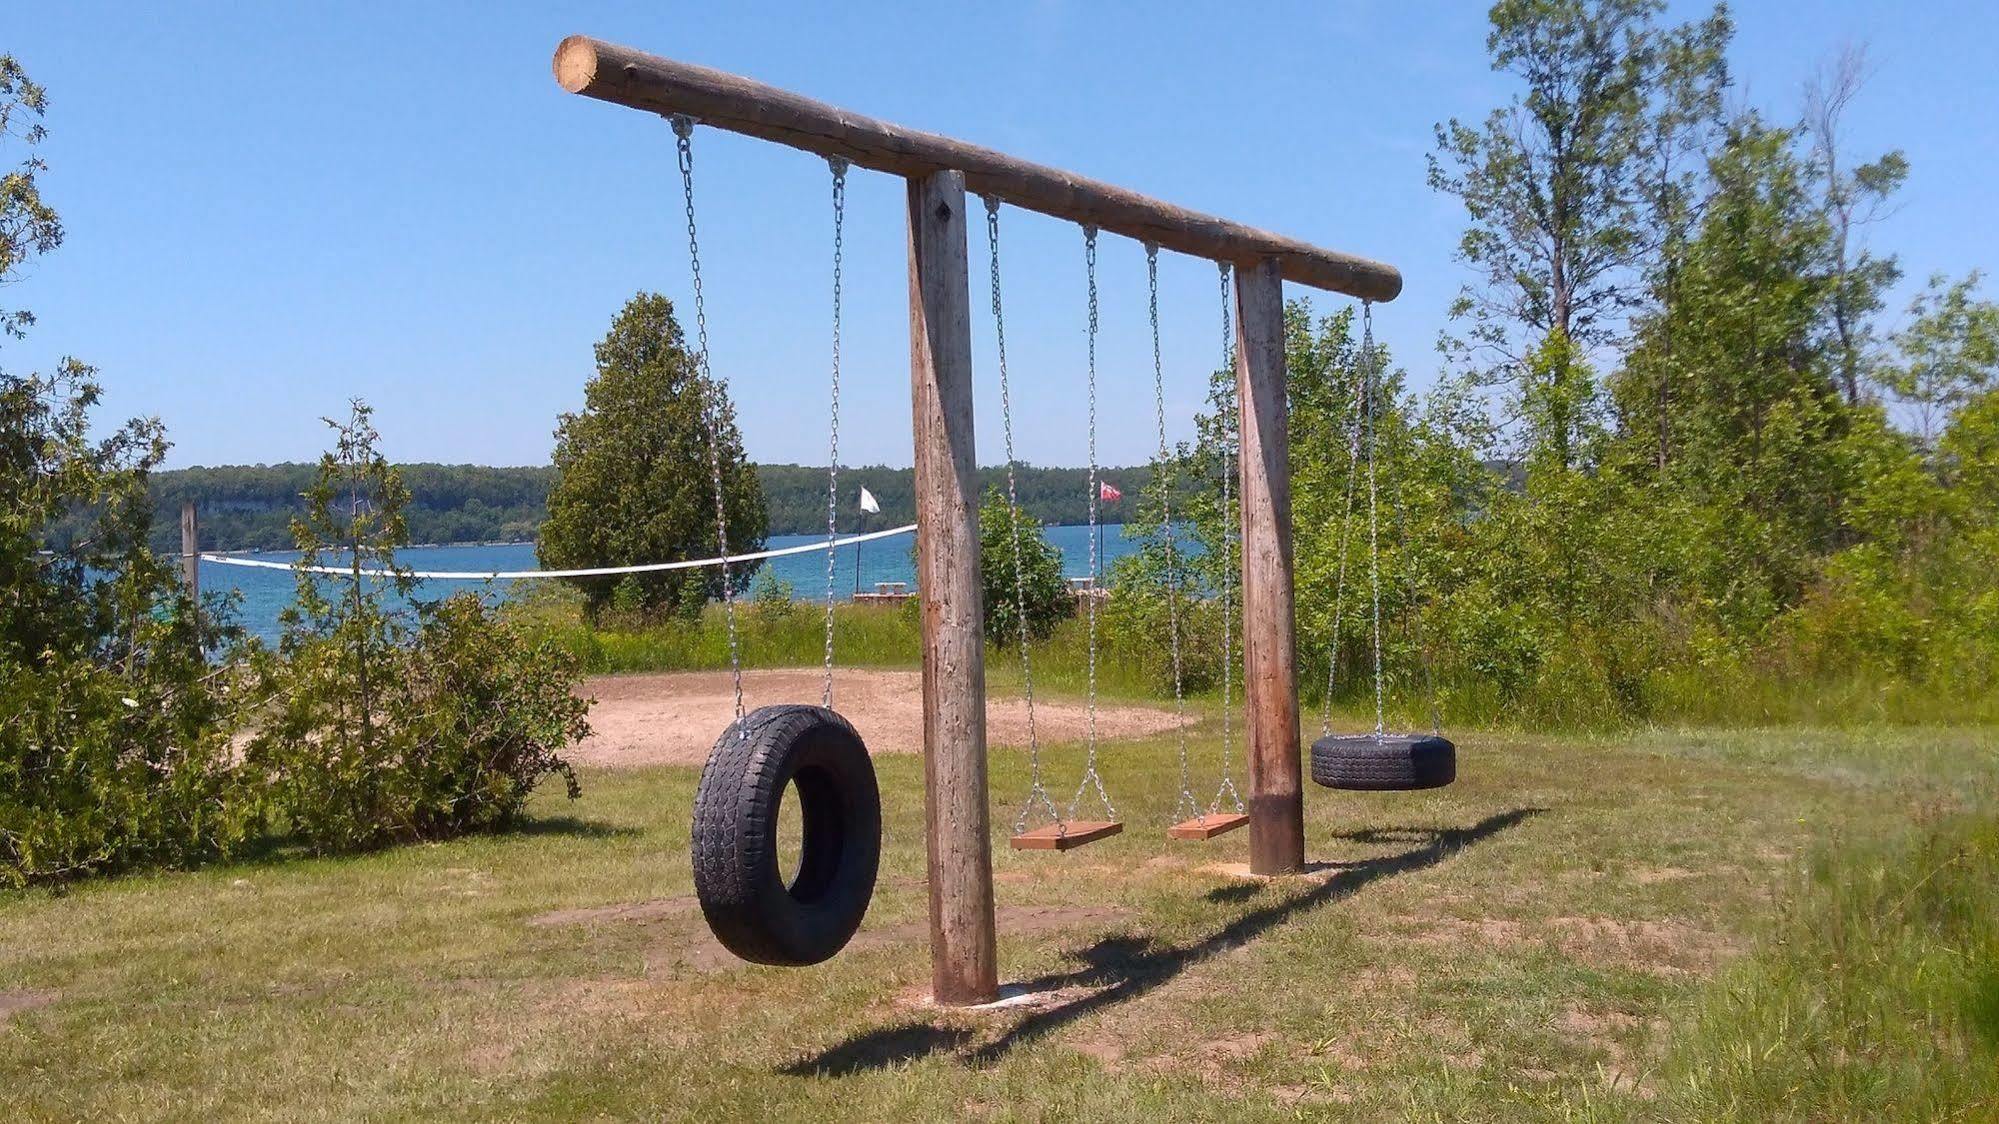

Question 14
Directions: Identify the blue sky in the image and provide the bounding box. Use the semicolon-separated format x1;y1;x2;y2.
9;2;1995;470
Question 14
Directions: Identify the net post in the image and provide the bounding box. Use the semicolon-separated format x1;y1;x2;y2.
180;501;200;602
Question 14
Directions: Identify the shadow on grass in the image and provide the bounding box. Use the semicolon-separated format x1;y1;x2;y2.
782;806;1543;1076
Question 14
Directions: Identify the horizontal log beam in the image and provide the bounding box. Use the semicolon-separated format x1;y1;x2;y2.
553;36;1402;302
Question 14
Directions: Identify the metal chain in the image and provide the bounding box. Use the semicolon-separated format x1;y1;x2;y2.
1210;261;1244;817
821;157;848;709
1321;358;1366;736
670;115;744;729
1361;302;1386;736
1069;224;1115;824
1147;245;1197;825
986;197;1058;835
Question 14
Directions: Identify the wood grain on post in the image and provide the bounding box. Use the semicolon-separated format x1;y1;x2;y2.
1234;259;1306;876
553;36;1401;302
906;170;999;1006
180;501;199;601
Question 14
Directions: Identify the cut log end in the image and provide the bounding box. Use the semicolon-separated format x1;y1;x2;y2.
552;35;602;93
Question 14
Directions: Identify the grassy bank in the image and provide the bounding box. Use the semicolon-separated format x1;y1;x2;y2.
512;587;1999;732
2;716;1992;1120
510;590;1173;703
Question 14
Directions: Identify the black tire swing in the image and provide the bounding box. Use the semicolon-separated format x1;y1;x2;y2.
1309;303;1457;792
672;121;881;966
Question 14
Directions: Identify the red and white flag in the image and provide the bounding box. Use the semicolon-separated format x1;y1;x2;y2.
1098;480;1122;503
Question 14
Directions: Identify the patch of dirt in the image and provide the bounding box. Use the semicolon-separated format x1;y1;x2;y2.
1199;860;1345;882
0;988;55;1026
1130;1030;1284;1091
1627;866;1700;885
850;904;1130;957
1546;915;1739;975
1386;915;1530;948
573;668;1180;768
1347;965;1418;994
1557;1007;1643;1038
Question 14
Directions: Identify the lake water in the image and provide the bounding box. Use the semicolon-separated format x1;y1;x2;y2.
205;522;1156;643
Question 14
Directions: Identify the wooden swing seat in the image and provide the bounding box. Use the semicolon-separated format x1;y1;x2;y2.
1166;812;1250;840
1009;820;1122;851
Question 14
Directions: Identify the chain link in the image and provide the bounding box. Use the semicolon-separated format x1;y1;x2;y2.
985;197;1059;835
1321;351;1366;736
1361;302;1386;736
821;157;848;709
670;115;744;729
1210;261;1244;817
1146;246;1198;826
1068;225;1115;825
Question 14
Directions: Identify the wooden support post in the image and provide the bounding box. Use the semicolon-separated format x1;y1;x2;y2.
1234;258;1305;876
180;501;200;601
907;169;999;1006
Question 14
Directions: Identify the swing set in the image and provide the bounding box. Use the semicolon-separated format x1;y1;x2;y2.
553;36;1454;1006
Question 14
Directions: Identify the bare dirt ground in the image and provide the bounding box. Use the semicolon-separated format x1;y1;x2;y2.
571;668;1180;769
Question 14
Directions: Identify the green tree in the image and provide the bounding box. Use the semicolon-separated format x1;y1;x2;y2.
250;404;587;853
1885;272;1999;446
540;292;766;620
1;55;61;341
979;486;1069;643
1430;0;1730;467
1803;46;1909;406
1;57;253;885
1617;118;1854;628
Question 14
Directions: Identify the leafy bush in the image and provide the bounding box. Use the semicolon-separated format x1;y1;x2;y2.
0;370;258;886
247;404;586;854
0;63;256;887
750;568;798;625
1102;546;1221;697
978;486;1071;643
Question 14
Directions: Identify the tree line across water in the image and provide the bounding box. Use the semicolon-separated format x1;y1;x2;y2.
145;462;1182;552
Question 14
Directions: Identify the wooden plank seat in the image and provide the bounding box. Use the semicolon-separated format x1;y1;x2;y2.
1166;812;1250;841
1008;820;1122;851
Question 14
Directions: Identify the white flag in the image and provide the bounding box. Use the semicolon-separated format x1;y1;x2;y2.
858;486;881;514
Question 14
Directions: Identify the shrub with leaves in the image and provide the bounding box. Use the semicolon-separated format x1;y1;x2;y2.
0;369;256;886
1;58;254;886
248;403;586;853
978;486;1071;643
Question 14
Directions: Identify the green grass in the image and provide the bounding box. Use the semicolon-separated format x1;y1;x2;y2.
512;586;1999;732
2;703;1993;1120
1657;806;1999;1121
515;591;1174;701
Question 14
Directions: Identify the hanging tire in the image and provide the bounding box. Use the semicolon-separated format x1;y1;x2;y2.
692;704;881;966
1310;733;1456;791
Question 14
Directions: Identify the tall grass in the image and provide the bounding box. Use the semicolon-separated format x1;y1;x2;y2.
508;587;1189;702
508;582;1999;729
507;586;922;675
1655;808;1999;1120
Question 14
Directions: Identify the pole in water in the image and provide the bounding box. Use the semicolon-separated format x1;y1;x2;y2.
854;510;866;595
180;501;200;602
